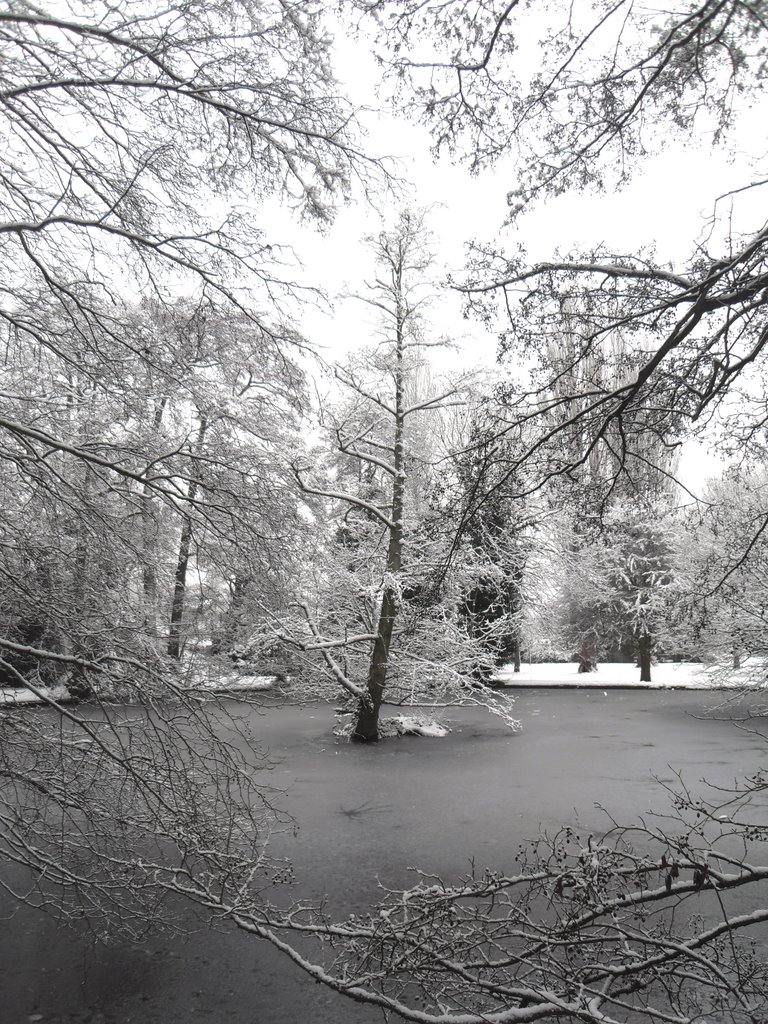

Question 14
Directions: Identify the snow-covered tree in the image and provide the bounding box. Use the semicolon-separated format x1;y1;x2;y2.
446;414;539;673
675;469;768;672
248;213;519;738
0;0;378;962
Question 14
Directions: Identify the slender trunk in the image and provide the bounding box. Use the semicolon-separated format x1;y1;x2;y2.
59;387;79;663
636;577;653;682
69;461;96;698
219;574;248;653
352;307;405;742
167;415;208;660
167;520;194;660
638;633;652;683
141;397;167;641
511;578;522;673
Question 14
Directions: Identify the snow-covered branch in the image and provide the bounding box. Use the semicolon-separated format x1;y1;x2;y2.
298;603;366;698
292;463;395;530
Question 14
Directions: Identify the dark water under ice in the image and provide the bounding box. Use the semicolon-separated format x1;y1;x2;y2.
2;688;767;1024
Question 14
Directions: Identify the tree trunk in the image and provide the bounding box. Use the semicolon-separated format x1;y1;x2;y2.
638;633;652;682
167;519;194;660
141;397;167;642
353;587;397;741
352;475;403;741
69;461;97;699
513;638;521;673
167;414;207;660
352;296;406;742
578;633;598;673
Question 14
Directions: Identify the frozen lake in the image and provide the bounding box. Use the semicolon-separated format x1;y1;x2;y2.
2;688;767;1023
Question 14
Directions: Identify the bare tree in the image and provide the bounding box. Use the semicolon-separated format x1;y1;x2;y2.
0;0;379;501
0;0;380;665
0;0;374;966
286;212;517;738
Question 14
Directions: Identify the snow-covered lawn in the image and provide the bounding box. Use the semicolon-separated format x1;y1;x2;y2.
492;659;768;689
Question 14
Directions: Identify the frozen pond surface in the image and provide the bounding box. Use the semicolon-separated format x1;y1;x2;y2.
2;688;767;1023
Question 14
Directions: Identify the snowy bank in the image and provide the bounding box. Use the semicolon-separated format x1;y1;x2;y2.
194;672;277;693
0;673;279;707
0;684;73;706
492;660;768;690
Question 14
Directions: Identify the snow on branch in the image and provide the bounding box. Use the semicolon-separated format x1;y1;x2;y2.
298;603;366;698
335;426;397;476
402;386;467;417
291;463;395;530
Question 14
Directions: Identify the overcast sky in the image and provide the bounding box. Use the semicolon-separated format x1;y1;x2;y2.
259;20;764;490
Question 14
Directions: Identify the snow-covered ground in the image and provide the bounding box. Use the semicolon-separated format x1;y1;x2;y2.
0;684;72;706
492;659;768;689
0;673;278;706
4;660;767;707
334;712;450;738
194;672;276;693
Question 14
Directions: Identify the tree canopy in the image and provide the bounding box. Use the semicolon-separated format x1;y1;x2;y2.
358;0;768;509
